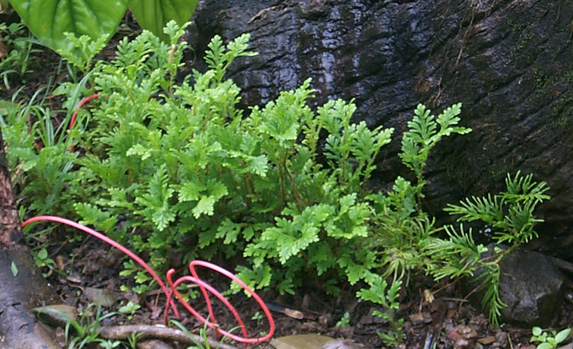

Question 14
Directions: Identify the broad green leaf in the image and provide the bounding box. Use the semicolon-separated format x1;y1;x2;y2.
37;248;49;260
555;328;571;343
10;0;129;52
531;327;543;337
128;0;199;42
536;344;553;349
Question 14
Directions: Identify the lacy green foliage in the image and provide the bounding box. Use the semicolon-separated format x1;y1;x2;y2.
357;276;405;346
0;88;82;217
400;103;471;187
3;20;541;337
426;172;550;325
77;22;397;294
421;225;485;281
2;22;473;313
240;96;394;294
364;103;470;284
352;103;472;343
56;33;109;75
445;171;550;246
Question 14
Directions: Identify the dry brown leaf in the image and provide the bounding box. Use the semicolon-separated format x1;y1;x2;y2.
423;289;434;304
477;336;496;345
270;333;336;349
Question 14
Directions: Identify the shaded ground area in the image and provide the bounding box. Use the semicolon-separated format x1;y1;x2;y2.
30;234;573;348
1;16;572;349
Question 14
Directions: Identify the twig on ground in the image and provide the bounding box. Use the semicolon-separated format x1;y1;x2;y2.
98;325;239;349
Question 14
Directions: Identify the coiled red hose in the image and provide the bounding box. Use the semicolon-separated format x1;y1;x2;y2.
22;216;275;345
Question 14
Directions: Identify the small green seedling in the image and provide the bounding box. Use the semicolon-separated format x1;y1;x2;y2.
357;277;405;346
11;261;18;277
118;301;141;320
336;312;351;327
33;248;58;277
45;303;117;348
251;311;263;321
126;332;142;348
170;319;211;349
530;326;571;349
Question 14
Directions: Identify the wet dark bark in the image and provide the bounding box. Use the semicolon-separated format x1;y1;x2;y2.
191;0;573;257
0;128;59;348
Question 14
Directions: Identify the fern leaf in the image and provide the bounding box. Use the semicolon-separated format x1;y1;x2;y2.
445;194;503;225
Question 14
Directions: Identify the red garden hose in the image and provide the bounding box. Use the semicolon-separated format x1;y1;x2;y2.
22;216;275;346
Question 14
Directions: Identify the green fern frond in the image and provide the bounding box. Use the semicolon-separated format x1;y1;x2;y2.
399;103;470;188
445;194;504;225
503;171;550;205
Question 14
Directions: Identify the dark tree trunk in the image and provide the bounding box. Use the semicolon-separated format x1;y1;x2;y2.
191;0;573;257
0;128;59;348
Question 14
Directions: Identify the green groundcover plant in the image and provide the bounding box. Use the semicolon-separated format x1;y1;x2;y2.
0;21;552;344
530;326;571;349
0;21;40;89
425;170;550;326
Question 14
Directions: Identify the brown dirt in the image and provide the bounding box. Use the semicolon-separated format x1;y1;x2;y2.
32;234;572;348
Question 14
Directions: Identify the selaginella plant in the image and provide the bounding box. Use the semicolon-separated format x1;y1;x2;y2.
364;103;471;285
3;20;461;293
71;22;398;294
423;171;550;325
4;21;456;296
354;104;549;331
353;103;471;345
2;19;550;340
